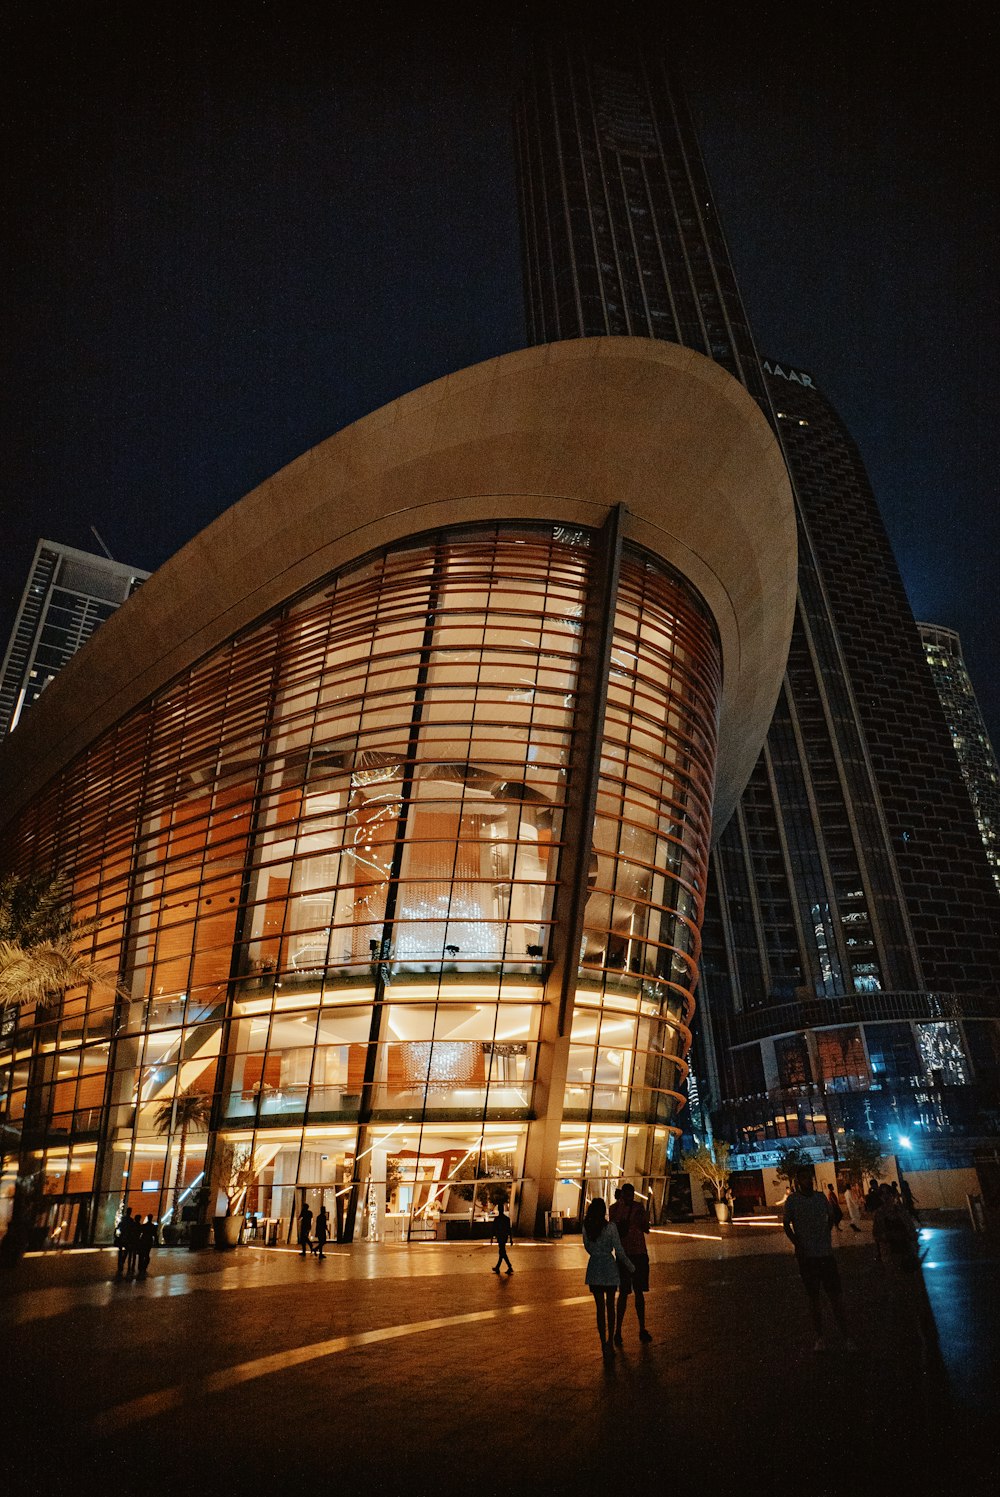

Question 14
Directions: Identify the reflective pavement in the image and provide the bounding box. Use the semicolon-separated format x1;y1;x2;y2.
2;1222;996;1494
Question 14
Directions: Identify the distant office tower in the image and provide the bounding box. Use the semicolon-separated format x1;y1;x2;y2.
919;622;1000;896
514;22;1000;1188
0;540;148;739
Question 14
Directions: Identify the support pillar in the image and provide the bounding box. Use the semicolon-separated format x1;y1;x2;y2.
517;507;624;1236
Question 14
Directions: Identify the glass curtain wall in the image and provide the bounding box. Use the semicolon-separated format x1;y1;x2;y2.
0;523;720;1244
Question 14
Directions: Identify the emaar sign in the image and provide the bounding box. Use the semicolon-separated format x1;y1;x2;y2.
762;359;814;388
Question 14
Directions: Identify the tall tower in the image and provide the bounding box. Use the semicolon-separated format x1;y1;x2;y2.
514;22;767;407
918;622;1000;896
514;22;1000;1176
0;540;148;739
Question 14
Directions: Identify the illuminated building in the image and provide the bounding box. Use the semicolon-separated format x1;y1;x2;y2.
514;22;1000;1196
0;341;796;1243
0;540;148;740
918;622;1000;896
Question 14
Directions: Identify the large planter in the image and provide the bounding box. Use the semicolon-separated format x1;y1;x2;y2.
714;1200;732;1224
213;1214;244;1250
188;1222;211;1251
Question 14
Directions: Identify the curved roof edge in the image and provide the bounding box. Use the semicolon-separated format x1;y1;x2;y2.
0;337;796;836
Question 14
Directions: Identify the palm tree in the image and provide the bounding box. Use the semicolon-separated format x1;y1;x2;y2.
154;1088;212;1229
0;872;122;1014
0;873;123;1263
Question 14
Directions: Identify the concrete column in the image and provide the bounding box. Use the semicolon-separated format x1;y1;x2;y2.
517;507;623;1237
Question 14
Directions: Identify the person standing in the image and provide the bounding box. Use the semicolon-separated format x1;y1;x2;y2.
490;1201;514;1275
873;1183;920;1271
114;1206;134;1279
298;1201;314;1257
610;1182;653;1344
826;1183;844;1231
899;1175;919;1223
843;1183;863;1233
136;1216;156;1278
783;1168;855;1352
582;1197;633;1361
315;1205;331;1259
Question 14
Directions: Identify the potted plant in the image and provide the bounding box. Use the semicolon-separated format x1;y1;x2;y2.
212;1142;257;1249
682;1140;733;1222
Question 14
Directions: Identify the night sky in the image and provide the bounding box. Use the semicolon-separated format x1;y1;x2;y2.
2;3;997;743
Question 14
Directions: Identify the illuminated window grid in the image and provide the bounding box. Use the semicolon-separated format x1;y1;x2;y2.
583;554;719;1018
0;524;721;1233
564;984;691;1121
244;533;585;986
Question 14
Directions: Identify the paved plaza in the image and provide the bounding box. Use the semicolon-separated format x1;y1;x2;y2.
2;1219;997;1495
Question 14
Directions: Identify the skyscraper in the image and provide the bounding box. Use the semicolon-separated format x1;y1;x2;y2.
514;21;1000;1188
918;622;1000;896
0;540;148;740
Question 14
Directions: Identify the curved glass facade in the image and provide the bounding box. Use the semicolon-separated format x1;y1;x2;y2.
0;523;720;1243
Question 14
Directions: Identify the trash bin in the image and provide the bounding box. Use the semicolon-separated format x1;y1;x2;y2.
546;1210;563;1238
266;1219;279;1247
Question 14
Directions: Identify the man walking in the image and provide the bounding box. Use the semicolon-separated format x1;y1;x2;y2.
298;1200;314;1257
491;1200;514;1274
315;1205;331;1259
610;1182;652;1344
783;1167;855;1352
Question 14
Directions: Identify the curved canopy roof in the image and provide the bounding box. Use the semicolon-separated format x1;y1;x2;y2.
0;337;796;836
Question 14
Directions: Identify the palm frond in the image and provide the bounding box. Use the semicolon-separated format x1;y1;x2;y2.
0;874;73;945
0;937;124;1011
153;1088;212;1135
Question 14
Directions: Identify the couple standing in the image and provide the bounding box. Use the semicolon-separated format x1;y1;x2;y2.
583;1183;652;1359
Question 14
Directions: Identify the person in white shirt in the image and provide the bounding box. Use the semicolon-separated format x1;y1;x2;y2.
783;1168;856;1352
843;1182;863;1233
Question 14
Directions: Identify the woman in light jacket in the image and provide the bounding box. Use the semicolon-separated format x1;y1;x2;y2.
582;1196;634;1359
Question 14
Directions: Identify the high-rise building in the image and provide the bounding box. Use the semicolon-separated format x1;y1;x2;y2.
514;22;1000;1197
0;342;796;1245
0;540;148;740
918;622;1000;896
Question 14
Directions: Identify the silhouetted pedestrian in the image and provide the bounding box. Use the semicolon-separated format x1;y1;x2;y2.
298;1202;313;1257
783;1168;855;1353
125;1210;141;1275
899;1176;918;1222
873;1182;930;1368
582;1197;633;1361
315;1206;330;1259
826;1183;844;1230
873;1184;919;1271
610;1182;652;1343
74;1200;89;1246
490;1202;513;1275
137;1216;156;1277
114;1206;136;1278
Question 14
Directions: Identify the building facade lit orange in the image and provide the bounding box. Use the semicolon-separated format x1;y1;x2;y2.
0;339;795;1244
